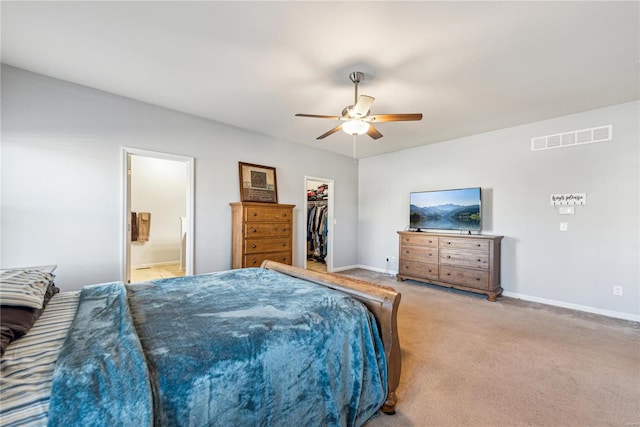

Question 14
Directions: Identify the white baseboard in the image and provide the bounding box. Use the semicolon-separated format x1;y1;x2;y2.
132;260;180;270
356;264;398;276
502;291;639;322
330;264;360;272
355;264;638;322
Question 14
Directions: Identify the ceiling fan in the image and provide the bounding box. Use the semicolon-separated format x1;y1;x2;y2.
295;71;422;140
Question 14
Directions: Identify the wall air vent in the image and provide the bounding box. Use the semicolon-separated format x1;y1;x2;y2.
531;125;612;151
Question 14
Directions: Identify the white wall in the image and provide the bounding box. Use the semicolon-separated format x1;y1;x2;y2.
4;65;637;320
1;65;359;290
359;101;639;320
130;155;186;267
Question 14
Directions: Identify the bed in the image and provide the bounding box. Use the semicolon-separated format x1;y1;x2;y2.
0;261;401;426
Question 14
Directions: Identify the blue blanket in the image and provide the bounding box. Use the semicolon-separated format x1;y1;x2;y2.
49;269;387;426
48;282;152;426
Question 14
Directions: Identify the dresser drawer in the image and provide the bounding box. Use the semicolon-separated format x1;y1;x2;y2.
439;238;489;251
244;206;292;223
399;260;439;280
440;249;489;269
439;266;489;289
244;223;291;237
399;233;438;247
400;245;438;262
244;251;291;267
244;238;290;254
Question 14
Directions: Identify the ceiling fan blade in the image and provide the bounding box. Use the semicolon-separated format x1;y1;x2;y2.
352;95;375;117
365;113;423;122
317;124;343;139
295;113;341;120
367;125;383;140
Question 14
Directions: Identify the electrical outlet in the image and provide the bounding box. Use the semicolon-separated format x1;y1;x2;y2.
613;286;623;296
390;256;396;263
560;222;568;231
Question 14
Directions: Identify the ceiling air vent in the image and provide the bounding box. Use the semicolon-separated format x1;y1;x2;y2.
531;125;612;151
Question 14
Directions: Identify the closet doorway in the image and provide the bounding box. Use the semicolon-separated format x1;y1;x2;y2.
122;148;194;284
305;177;334;273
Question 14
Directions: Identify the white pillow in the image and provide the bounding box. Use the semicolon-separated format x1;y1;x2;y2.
0;269;55;309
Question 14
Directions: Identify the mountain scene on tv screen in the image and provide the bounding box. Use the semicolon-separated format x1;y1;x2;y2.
410;203;480;230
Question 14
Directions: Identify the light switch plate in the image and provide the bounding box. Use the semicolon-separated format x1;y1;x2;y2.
559;206;575;215
560;222;568;231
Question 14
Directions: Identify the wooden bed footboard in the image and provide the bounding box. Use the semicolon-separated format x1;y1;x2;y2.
261;261;401;414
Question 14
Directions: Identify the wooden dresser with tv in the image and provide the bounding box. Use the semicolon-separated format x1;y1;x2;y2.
397;231;503;301
230;202;295;269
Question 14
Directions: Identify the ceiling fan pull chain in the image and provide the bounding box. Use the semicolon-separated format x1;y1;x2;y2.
353;135;357;163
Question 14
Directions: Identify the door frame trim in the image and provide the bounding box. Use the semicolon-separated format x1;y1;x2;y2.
304;176;334;272
121;147;195;283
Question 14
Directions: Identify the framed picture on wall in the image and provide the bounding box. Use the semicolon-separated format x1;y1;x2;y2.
238;162;278;203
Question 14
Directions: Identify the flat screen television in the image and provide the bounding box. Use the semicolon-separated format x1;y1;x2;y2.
410;187;481;232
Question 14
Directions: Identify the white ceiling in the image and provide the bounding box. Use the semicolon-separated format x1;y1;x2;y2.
2;1;639;158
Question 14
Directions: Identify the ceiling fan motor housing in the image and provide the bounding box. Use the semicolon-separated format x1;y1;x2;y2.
342;105;367;119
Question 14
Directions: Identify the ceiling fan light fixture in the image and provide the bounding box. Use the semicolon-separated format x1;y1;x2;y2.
295;70;422;141
342;120;370;135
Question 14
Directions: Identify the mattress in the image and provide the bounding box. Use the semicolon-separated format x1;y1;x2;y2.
0;291;80;427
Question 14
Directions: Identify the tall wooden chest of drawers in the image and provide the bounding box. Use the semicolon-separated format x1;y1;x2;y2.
397;231;503;301
230;202;295;269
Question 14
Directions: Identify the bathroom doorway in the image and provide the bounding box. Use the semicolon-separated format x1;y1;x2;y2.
304;176;334;273
122;148;194;284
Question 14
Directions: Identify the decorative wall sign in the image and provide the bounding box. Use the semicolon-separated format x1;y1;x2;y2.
238;162;278;203
550;193;587;206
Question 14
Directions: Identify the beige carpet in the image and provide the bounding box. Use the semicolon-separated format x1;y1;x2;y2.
337;269;640;427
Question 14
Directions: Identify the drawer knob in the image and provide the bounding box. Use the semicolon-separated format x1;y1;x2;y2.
477;259;481;262
282;243;286;246
251;228;257;233
476;244;481;247
281;257;286;261
252;212;257;217
447;255;451;258
447;242;451;245
252;244;257;249
252;260;257;265
282;213;287;217
405;250;409;254
446;273;451;276
282;228;287;232
476;278;481;281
